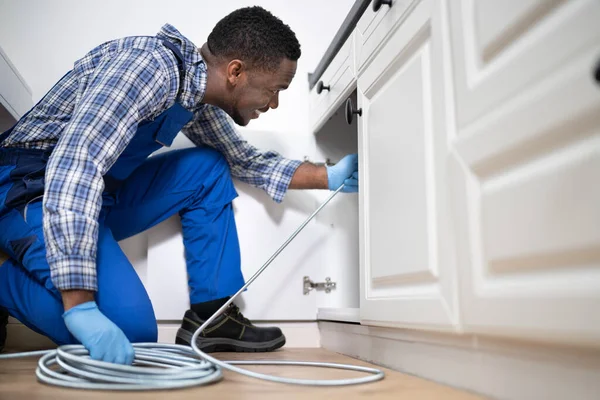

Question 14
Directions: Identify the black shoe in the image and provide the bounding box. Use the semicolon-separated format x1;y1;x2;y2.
0;307;8;353
176;304;285;353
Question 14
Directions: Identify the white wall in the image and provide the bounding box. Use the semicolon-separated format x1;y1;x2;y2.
0;0;354;135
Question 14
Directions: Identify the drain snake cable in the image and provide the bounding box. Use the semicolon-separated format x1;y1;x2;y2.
0;185;385;389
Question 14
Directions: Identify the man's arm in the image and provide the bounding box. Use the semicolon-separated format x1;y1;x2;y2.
290;154;359;192
183;105;359;199
288;162;328;190
182;105;302;203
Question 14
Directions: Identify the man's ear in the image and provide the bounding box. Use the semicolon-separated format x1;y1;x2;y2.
227;59;246;86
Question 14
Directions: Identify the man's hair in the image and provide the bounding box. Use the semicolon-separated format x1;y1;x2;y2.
207;6;301;71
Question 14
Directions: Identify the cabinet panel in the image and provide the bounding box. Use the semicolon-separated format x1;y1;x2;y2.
367;47;432;283
450;37;600;345
358;0;458;329
448;0;600;129
482;145;600;271
475;0;562;62
355;0;417;73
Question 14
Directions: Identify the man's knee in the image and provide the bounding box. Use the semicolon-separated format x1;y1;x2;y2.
101;301;158;343
178;148;237;206
122;315;158;343
198;146;228;166
179;147;231;179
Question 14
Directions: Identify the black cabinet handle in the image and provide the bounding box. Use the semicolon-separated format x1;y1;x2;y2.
594;58;600;84
316;81;330;94
345;98;362;125
372;0;392;12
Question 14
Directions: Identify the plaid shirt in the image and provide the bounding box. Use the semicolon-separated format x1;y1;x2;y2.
3;24;301;292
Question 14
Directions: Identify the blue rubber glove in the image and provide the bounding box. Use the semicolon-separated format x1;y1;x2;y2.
326;154;359;193
63;301;135;365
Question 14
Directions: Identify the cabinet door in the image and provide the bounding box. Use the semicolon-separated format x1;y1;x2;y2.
358;0;459;330
449;0;600;345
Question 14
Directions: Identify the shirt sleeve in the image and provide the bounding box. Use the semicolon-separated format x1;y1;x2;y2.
44;48;170;292
182;105;302;203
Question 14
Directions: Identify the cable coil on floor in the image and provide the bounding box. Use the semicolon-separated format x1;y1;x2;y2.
1;341;384;389
0;186;385;389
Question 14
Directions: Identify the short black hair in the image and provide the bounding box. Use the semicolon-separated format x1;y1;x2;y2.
207;6;301;71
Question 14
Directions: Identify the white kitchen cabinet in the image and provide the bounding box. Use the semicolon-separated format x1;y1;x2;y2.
356;0;459;330
448;0;600;345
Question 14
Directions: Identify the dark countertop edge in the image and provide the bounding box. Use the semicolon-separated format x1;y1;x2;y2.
308;0;372;90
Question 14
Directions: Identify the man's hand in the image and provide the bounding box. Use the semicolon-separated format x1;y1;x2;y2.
326;154;358;193
62;300;135;365
288;154;359;192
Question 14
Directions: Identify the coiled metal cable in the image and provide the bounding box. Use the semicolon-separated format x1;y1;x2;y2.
0;185;385;389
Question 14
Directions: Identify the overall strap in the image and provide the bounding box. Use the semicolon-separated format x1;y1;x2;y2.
160;39;185;71
159;38;186;101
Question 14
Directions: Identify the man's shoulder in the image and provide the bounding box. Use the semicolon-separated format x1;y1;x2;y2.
71;35;179;84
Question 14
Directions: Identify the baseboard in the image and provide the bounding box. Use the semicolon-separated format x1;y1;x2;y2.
319;321;600;400
317;307;360;323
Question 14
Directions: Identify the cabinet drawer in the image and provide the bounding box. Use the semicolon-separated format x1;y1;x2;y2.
355;0;418;73
448;0;600;129
309;35;356;133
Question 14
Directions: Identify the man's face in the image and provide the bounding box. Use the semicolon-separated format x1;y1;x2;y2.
227;58;297;126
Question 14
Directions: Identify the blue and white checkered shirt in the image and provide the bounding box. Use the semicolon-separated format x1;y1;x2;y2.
3;24;301;292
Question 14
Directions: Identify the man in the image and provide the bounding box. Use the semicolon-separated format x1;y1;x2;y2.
0;7;358;363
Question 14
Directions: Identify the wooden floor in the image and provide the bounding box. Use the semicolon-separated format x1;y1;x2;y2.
0;347;485;400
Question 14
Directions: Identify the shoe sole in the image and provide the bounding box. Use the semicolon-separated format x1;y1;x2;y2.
175;328;286;353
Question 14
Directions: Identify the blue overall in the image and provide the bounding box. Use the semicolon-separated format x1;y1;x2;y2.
0;40;243;345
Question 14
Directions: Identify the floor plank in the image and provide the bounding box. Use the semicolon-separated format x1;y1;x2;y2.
0;347;486;399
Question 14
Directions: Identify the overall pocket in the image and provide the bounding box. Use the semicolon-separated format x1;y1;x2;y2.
5;160;47;216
